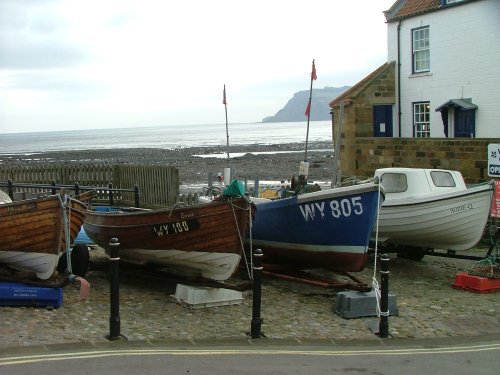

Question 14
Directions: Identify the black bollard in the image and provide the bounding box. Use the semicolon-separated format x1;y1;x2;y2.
251;249;263;339
134;185;140;208
7;179;13;200
379;253;390;338
108;183;114;206
107;237;122;341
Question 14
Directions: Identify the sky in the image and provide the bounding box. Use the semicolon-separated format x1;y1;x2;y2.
0;0;396;134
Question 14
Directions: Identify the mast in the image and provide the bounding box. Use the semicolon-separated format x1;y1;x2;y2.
223;84;230;168
304;59;317;161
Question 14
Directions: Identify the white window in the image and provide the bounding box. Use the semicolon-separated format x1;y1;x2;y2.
380;173;408;193
414;102;430;137
430;171;456;187
412;27;430;73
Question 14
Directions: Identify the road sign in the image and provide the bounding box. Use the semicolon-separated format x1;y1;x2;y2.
488;144;500;177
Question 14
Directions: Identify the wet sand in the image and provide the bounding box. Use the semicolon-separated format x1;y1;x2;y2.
0;142;337;192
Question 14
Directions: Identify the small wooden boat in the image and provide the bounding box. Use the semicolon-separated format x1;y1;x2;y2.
249;181;384;272
373;168;493;257
83;196;254;281
0;191;90;280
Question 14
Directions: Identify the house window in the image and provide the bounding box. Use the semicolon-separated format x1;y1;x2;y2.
412;26;430;73
414;102;430;137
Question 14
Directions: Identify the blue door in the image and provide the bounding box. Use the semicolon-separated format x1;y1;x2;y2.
373;105;393;137
455;109;475;137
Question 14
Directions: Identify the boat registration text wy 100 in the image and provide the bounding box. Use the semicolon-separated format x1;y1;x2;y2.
152;219;200;236
299;196;365;222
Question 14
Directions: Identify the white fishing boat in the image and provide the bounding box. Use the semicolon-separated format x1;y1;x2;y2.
372;168;493;258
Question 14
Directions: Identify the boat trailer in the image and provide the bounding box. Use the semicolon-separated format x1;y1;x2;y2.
261;264;371;292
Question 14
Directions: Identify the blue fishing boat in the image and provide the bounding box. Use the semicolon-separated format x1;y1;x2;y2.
249;182;383;272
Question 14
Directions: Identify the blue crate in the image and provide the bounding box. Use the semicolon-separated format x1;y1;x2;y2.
0;282;63;308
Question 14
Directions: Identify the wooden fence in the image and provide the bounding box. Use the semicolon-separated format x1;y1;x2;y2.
0;164;179;208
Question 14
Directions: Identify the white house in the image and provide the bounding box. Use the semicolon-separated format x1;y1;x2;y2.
385;0;500;138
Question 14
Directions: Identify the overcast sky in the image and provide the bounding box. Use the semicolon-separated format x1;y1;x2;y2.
0;0;395;134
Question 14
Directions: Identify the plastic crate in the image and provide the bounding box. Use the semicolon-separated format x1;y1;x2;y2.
0;282;63;308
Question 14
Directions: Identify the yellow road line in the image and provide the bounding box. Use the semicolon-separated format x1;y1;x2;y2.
1;342;500;366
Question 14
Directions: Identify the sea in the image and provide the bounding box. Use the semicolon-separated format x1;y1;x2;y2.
0;120;333;155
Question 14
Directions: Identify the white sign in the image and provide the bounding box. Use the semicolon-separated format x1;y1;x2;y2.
488;144;500;177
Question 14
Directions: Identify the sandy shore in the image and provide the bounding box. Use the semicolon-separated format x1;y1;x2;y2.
0;142;337;193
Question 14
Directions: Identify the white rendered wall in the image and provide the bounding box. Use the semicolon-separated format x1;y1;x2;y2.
386;0;500;138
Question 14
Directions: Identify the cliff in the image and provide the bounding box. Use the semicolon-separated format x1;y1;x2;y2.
262;86;350;123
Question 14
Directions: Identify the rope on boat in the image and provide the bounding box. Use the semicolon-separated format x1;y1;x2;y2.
58;193;74;278
168;201;188;218
58;193;91;300
247;199;254;280
371;178;389;318
229;196;253;280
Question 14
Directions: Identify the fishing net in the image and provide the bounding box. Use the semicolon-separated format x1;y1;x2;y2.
468;212;500;278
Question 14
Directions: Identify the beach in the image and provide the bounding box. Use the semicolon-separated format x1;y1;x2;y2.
0;141;337;193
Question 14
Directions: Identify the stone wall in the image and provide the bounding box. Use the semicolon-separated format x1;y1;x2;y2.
351;138;500;184
331;62;396;180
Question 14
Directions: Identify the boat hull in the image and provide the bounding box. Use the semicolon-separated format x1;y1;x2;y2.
83;197;252;281
375;183;492;251
249;183;383;272
0;194;88;279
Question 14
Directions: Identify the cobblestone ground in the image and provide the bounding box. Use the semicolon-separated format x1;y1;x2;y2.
0;246;498;348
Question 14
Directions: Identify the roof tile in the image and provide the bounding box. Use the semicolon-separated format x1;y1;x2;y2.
392;0;441;20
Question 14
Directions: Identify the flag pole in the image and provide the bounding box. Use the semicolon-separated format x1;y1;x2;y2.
304;59;316;162
223;84;230;168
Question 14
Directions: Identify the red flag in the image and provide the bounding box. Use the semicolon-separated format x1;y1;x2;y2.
311;60;317;80
223;85;227;105
305;98;311;117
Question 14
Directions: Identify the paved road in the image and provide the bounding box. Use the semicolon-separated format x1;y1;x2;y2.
1;335;498;375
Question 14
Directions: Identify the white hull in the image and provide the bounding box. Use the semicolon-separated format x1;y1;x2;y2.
0;251;60;280
118;248;241;281
375;183;492;251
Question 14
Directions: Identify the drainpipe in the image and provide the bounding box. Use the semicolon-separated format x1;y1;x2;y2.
397;20;402;137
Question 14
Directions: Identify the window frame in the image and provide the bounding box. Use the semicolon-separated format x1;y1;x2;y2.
413;102;431;138
412;26;430;74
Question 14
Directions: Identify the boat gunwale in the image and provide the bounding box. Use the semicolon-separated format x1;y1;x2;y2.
381;182;492;207
296;182;382;203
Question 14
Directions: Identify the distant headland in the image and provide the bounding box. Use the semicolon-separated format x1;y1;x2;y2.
262;86;350;123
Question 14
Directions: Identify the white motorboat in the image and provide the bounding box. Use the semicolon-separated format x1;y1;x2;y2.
372;168;492;258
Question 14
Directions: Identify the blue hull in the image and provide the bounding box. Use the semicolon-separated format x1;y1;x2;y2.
249;183;383;272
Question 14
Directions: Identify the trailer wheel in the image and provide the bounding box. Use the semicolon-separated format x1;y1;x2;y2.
397;247;426;261
57;243;90;277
